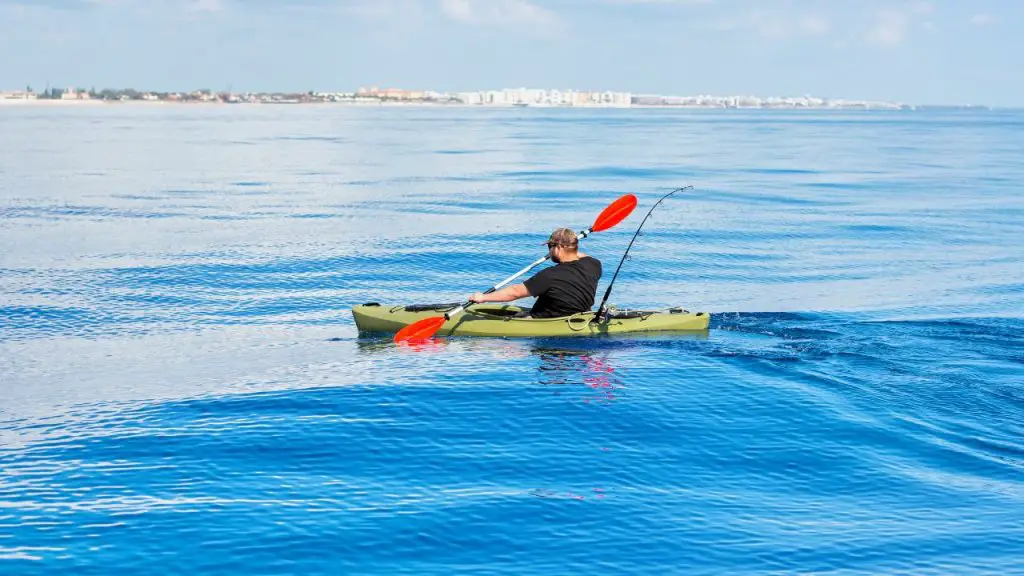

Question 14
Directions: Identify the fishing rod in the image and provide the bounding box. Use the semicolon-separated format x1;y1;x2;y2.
593;185;692;323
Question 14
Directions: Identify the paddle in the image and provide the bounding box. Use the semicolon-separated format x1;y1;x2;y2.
393;193;638;343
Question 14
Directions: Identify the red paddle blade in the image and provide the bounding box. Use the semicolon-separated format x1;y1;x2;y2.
393;316;446;343
591;194;638;232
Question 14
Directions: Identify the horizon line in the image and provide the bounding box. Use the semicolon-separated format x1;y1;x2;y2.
0;85;1007;109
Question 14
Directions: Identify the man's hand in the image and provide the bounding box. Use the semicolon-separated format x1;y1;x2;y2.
468;292;487;303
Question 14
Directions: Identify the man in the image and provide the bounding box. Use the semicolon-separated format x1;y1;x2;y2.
468;227;603;318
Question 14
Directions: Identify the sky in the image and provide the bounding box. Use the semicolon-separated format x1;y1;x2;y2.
0;0;1020;106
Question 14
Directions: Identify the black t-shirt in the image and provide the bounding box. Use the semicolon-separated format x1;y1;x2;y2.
523;256;602;318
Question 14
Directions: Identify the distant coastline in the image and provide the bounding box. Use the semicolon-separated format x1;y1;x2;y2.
0;99;999;112
0;86;1000;111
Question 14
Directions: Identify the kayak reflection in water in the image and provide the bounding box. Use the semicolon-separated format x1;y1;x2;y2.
467;228;603;319
533;346;620;405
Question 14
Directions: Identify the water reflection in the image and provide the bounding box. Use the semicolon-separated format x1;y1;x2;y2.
352;337;449;354
352;332;710;406
351;329;710;355
531;346;621;405
353;335;627;403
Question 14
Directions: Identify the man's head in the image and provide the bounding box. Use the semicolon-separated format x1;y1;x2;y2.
544;227;579;263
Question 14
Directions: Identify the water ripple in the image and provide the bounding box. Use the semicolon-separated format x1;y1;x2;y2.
2;106;1023;574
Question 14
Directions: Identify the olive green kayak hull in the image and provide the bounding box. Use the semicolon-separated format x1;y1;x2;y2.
351;302;710;338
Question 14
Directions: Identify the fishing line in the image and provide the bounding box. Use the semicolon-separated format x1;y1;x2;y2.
594;185;692;323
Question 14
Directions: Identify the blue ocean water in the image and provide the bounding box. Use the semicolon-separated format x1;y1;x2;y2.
1;104;1022;574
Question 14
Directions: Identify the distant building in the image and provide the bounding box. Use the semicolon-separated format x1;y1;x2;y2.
0;90;38;100
60;88;90;100
356;86;426;101
485;90;507;105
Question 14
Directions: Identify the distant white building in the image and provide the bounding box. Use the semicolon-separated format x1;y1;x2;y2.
485;90;507;105
454;92;482;105
60;88;91;100
450;87;632;108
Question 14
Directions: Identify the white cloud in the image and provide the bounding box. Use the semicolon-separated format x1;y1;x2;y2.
799;14;829;36
345;0;402;19
867;1;933;47
73;0;221;10
441;0;472;21
605;0;714;4
867;11;908;45
185;0;224;11
705;9;829;40
970;13;996;26
439;0;556;27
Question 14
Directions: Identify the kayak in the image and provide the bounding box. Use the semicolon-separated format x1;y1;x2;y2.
351;302;710;338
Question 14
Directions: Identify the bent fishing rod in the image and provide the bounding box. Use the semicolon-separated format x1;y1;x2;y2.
593;185;692;323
